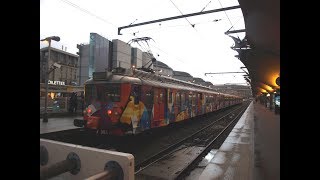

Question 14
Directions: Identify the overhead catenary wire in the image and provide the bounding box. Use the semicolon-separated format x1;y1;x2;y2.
226;16;243;32
58;0;156;63
217;0;233;30
216;0;241;39
125;32;187;66
59;0;118;28
200;0;212;12
54;0;242;85
129;37;157;61
149;43;186;64
117;1;242;68
123;17;229;35
169;0;195;29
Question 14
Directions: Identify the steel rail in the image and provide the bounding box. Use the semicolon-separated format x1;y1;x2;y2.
174;103;248;179
134;104;246;174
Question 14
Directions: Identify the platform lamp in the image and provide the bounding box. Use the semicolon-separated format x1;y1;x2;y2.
41;36;60;123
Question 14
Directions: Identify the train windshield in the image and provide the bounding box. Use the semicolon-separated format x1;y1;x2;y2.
85;84;121;105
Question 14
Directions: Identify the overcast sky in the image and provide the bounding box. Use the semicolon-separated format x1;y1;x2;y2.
40;0;247;85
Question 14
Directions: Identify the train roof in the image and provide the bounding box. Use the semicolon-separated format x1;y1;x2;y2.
84;68;242;98
85;74;142;84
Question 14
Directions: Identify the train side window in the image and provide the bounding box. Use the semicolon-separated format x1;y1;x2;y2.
159;92;163;104
145;90;153;105
169;92;173;103
176;92;180;105
154;89;158;104
181;93;185;106
133;86;140;105
134;96;139;105
104;84;120;102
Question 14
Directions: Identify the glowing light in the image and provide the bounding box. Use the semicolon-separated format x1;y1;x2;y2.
258;87;267;93
50;93;55;99
107;110;112;115
41;40;49;45
269;73;280;87
262;84;273;92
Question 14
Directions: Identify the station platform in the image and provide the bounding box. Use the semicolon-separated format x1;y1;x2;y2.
186;101;280;180
40;115;82;134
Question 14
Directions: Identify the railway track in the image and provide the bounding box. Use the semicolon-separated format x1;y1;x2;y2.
134;102;249;179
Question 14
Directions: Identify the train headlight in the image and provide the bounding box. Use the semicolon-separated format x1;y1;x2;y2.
107;109;112;115
84;108;93;116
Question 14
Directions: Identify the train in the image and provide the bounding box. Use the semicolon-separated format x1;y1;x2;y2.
74;67;243;135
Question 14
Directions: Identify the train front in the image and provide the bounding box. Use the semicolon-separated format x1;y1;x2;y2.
74;80;128;135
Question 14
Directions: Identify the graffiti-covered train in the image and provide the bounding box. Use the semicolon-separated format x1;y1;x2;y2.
74;67;243;135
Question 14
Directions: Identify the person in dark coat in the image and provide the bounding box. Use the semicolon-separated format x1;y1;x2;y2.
69;92;78;113
72;93;78;113
69;94;74;113
80;93;84;115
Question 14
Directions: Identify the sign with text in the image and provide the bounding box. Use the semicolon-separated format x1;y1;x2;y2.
48;80;65;85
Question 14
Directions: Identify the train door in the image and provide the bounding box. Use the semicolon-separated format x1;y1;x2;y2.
174;90;182;121
197;93;202;116
167;89;175;123
212;94;217;111
159;89;166;121
131;85;141;130
192;93;196;117
187;93;192;117
216;94;221;110
140;85;153;129
189;92;196;117
174;91;180;121
220;95;224;108
181;92;187;120
153;88;166;127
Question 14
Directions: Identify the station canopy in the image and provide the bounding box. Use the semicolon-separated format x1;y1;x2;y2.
235;0;280;96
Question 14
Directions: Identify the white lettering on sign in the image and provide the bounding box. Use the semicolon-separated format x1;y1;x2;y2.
48;80;65;85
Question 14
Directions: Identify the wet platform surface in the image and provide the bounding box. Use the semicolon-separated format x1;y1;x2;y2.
40;115;82;134
186;101;280;180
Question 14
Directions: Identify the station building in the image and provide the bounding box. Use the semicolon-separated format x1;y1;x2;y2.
40;47;82;113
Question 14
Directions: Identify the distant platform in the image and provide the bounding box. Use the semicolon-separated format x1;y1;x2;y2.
40;115;82;134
